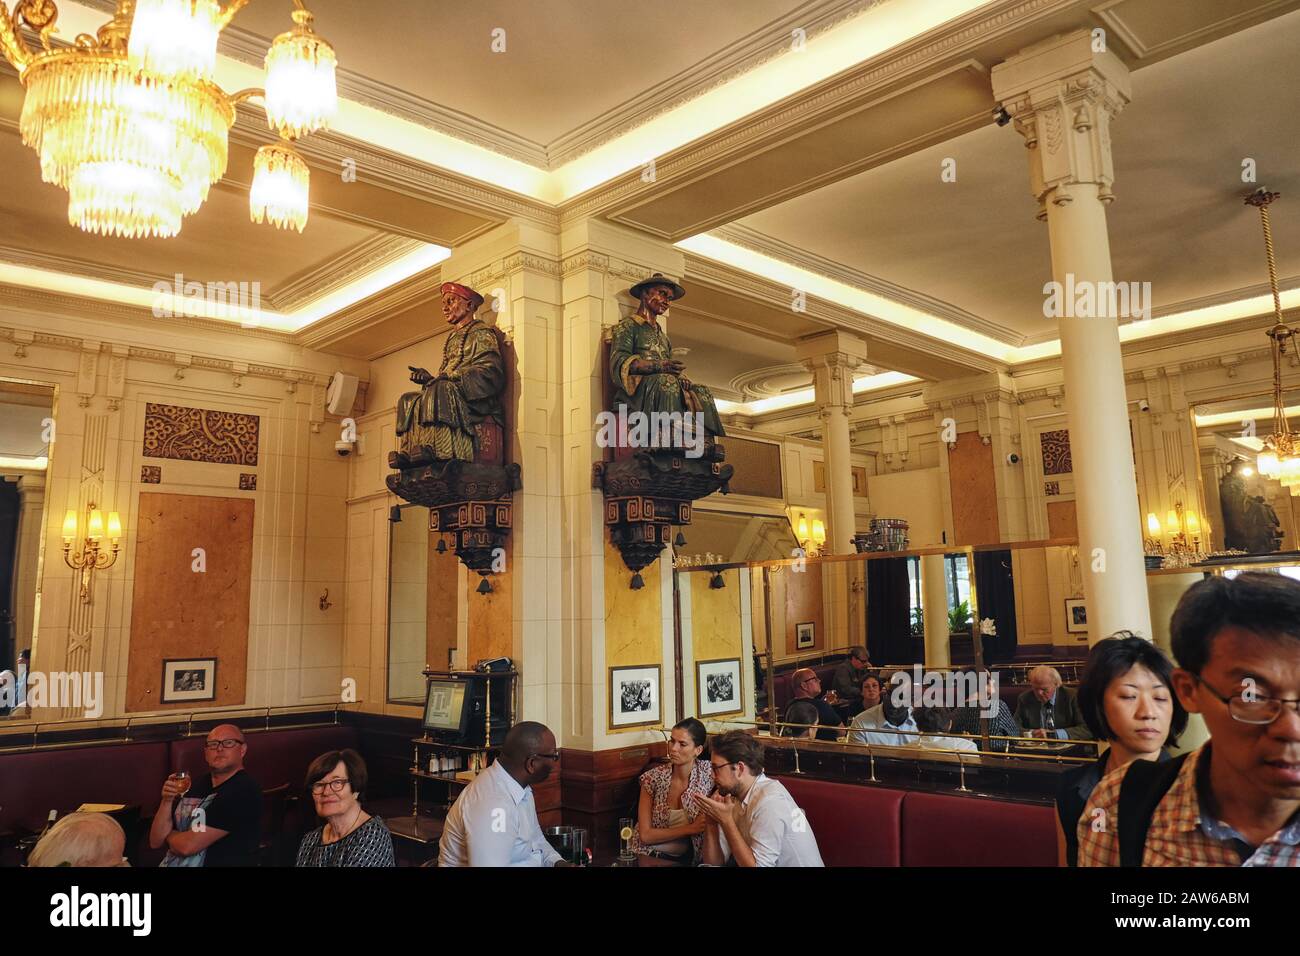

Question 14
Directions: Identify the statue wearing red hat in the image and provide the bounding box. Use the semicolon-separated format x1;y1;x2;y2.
395;282;504;464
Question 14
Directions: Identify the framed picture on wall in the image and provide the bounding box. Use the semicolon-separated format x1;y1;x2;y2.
795;621;815;649
697;658;743;718
1064;598;1088;635
161;658;217;703
610;665;660;729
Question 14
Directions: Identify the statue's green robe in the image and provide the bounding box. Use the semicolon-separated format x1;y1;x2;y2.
608;313;725;438
396;318;504;462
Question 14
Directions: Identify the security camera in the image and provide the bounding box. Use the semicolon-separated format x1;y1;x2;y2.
334;440;353;457
993;105;1012;127
1138;399;1151;412
1006;453;1021;465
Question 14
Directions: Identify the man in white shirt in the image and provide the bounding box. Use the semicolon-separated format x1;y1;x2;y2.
437;721;570;867
913;705;979;753
697;730;824;867
847;696;918;747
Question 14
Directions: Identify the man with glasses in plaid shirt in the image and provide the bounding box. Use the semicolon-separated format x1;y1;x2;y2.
1078;573;1300;866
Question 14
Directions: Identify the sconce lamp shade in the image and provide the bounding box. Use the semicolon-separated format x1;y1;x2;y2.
107;511;123;541
62;509;78;540
87;508;104;541
1146;512;1161;537
1164;510;1180;535
811;519;826;546
1185;512;1201;535
797;514;809;541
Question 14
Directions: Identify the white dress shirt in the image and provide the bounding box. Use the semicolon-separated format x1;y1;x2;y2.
437;760;563;867
847;704;918;746
719;774;824;867
916;733;979;752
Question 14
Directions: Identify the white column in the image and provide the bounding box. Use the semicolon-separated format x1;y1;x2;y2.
921;553;951;667
796;331;868;555
993;32;1153;643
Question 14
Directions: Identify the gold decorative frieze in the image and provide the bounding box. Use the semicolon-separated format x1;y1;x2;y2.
143;403;260;466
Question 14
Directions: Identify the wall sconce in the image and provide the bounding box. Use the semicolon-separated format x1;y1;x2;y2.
62;504;122;603
793;512;827;557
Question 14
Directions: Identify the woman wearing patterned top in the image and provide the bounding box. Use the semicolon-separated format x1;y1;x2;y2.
295;749;395;868
629;718;715;866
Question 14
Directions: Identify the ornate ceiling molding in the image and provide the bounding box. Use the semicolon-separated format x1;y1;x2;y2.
714;224;1026;346
269;234;426;312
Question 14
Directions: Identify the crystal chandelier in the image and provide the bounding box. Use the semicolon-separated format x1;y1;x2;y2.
1245;188;1300;495
0;0;337;238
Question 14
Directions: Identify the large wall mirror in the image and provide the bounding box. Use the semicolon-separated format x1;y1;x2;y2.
387;504;430;704
0;380;55;715
1193;388;1300;557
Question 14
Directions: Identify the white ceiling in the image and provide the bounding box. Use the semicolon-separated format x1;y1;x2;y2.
223;0;820;154
734;7;1300;346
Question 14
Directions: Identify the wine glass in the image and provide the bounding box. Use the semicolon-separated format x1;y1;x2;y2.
170;770;191;796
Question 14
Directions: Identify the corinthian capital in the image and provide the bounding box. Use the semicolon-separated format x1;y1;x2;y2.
991;31;1132;217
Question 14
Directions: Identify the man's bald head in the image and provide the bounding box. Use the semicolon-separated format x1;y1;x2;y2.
791;668;821;699
499;721;558;786
209;723;245;742
204;723;247;777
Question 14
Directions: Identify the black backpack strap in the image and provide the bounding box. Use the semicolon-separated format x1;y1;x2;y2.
1117;753;1189;866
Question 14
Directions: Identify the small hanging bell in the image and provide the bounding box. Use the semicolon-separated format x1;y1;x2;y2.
435;537;447;553
674;531;686;547
477;577;493;594
630;573;644;590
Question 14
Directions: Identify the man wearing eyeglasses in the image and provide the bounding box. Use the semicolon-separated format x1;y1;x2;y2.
1078;573;1300;866
437;721;573;867
786;668;843;741
149;724;263;867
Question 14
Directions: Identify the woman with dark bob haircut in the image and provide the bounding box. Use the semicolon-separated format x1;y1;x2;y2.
1054;632;1187;866
295;748;395;867
628;717;715;866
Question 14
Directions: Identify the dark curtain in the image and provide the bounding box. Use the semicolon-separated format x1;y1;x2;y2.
866;557;917;665
973;549;1018;663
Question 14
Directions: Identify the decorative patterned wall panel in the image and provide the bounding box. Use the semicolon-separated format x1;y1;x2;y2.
1040;429;1073;476
726;437;783;498
143;402;260;466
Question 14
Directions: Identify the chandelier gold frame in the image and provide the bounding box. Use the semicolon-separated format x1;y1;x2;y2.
0;0;336;238
1245;188;1300;493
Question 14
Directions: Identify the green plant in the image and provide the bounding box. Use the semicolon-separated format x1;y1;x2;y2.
948;600;972;633
910;605;924;636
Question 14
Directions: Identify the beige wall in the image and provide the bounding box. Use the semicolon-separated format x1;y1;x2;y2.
0;299;364;724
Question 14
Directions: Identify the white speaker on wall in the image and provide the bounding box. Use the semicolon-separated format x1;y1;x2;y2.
325;372;359;416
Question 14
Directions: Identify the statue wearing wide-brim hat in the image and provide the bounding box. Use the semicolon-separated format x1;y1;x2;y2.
610;273;725;441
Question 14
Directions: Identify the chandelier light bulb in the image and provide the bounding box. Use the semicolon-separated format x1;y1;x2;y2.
264;8;338;139
250;141;310;233
128;0;223;81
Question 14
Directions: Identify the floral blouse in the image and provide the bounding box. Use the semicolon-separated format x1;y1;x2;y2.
628;759;715;859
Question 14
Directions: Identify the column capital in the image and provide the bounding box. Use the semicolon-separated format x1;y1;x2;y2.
796;330;867;410
991;31;1131;215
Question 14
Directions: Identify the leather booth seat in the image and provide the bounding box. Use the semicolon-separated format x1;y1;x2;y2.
0;741;170;833
775;774;1058;867
778;776;905;866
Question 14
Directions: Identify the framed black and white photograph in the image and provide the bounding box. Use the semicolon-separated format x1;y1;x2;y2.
610;664;660;729
1064;598;1088;635
161;658;217;703
696;657;743;718
796;621;815;649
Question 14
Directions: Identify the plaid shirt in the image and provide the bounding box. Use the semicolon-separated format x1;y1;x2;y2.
1077;744;1300;867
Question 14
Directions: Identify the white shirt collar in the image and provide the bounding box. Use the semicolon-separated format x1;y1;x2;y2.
489;759;529;806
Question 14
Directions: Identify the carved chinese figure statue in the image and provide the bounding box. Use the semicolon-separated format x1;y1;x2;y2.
1220;459;1284;553
593;273;733;588
388;281;518;592
608;273;726;440
395;282;504;466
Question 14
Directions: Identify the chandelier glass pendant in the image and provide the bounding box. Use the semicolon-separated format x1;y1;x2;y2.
1245;188;1300;495
0;0;338;239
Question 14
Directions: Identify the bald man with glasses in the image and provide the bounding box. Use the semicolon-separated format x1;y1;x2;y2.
786;668;843;741
150;724;263;867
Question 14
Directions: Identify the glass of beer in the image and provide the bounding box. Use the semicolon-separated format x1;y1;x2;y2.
171;771;191;795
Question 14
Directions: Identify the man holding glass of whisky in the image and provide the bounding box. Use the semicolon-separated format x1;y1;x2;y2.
149;724;262;867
